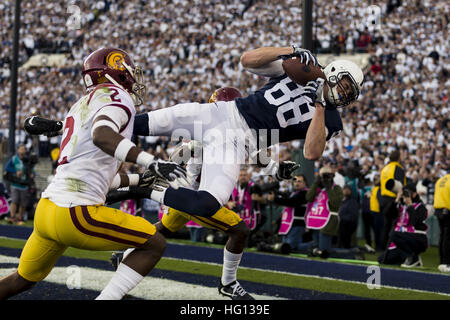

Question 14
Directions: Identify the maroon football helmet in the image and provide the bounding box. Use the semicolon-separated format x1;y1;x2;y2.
81;47;146;105
209;87;242;102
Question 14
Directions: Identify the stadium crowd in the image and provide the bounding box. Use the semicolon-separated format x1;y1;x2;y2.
0;0;448;268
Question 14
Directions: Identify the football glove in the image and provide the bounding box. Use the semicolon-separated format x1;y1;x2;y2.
275;161;301;181
304;79;327;108
148;160;189;189
279;46;319;67
137;170;156;188
314;78;328;108
24;116;63;136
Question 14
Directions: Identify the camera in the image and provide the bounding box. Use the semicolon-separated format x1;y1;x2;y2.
402;188;410;198
249;181;280;196
257;241;291;255
22;152;39;166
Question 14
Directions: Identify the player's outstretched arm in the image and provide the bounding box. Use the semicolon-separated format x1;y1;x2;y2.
303;102;326;161
240;46;293;68
240;46;293;78
91;108;188;188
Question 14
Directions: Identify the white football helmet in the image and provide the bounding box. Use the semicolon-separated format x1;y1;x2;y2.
323;60;364;108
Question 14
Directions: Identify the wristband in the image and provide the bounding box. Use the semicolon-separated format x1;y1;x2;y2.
128;174;140;186
136;151;155;168
114;139;136;162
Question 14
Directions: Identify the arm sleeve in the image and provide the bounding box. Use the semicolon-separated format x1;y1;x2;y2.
4;158;15;173
306;183;318;202
133;113;150;136
407;204;427;227
324;109;343;141
93;105;131;133
105;187;151;205
244;60;285;78
394;165;406;185
327;185;344;212
274;192;302;207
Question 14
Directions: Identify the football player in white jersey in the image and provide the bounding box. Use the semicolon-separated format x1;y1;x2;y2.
0;47;188;300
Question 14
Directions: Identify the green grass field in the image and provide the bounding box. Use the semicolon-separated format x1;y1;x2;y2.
1;234;449;300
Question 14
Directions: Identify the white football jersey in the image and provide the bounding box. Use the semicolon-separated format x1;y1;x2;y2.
42;84;136;207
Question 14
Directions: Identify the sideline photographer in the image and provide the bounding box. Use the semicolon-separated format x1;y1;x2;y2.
267;174;309;252
3;145;38;225
303;166;343;257
378;183;429;267
228;168;267;233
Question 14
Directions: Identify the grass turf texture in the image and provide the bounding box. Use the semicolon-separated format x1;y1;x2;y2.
1;237;448;300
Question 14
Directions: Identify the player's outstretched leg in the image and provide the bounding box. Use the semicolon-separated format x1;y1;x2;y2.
96;231;166;300
0;271;35;300
219;221;254;300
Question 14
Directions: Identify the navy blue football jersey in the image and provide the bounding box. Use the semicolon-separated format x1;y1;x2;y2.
235;74;342;146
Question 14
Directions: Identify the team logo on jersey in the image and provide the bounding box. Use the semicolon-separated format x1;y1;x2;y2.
106;51;126;71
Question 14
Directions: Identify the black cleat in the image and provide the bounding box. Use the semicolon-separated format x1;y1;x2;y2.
24;116;63;136
219;281;255;300
110;251;124;271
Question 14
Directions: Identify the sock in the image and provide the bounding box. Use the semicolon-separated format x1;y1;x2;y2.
122;248;135;261
95;263;144;300
221;248;243;286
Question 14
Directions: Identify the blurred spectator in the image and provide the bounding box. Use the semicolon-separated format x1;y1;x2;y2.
379;150;406;250
267;174;309;252
434;174;450;273
337;185;360;249
228;167;262;233
365;176;384;252
0;181;9;219
186;221;207;242
3;145;35;225
303;166;343;258
378;183;429;267
0;0;447;255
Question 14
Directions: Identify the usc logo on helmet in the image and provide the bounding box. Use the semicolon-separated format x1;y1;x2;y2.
106;51;126;71
209;91;218;103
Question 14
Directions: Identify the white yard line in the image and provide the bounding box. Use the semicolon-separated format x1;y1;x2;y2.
2;252;449;298
161;256;450;297
0;254;283;300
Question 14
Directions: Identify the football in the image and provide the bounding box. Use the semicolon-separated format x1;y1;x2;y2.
282;57;326;86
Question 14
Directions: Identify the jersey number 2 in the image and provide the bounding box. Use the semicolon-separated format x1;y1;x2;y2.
58;116;74;165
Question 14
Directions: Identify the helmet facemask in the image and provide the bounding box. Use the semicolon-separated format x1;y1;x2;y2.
105;61;147;106
326;72;359;108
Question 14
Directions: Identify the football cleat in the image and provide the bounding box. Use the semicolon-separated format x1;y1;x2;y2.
24;116;63;136
438;264;450;273
110;251;124;271
218;280;255;300
401;255;423;268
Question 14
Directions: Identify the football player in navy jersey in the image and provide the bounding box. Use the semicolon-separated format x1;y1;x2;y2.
24;46;364;223
130;46;364;220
